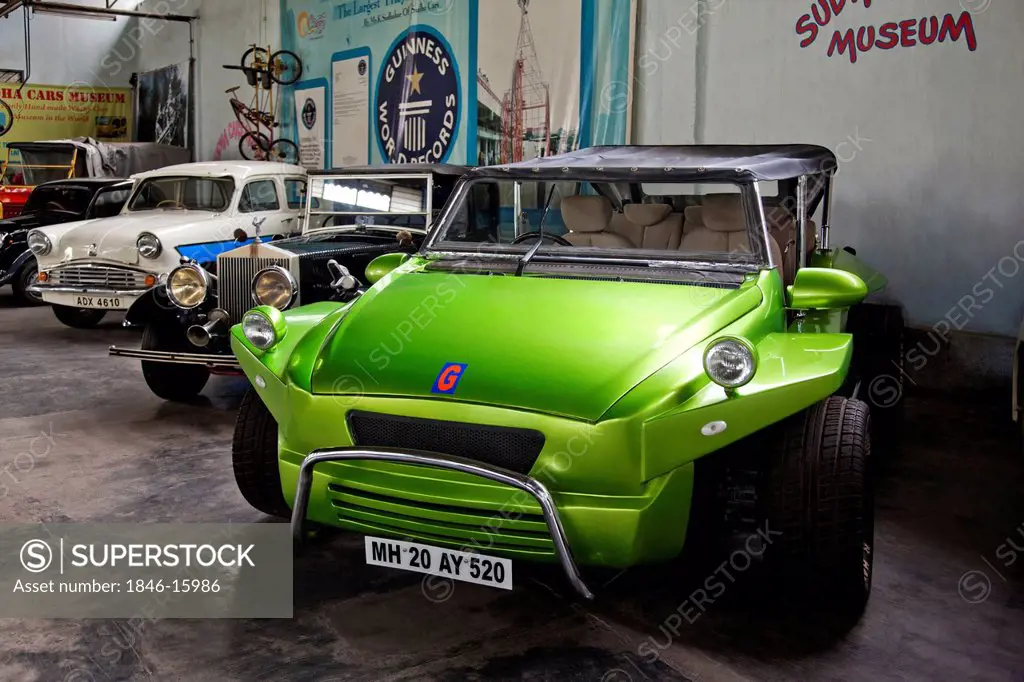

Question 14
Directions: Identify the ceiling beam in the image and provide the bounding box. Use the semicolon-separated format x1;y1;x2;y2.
0;1;26;20
23;0;194;22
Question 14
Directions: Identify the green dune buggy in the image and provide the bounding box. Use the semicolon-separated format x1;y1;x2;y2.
228;145;901;617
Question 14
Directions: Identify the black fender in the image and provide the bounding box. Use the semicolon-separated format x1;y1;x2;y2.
124;288;181;327
0;246;33;286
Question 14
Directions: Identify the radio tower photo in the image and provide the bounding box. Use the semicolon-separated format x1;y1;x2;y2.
476;0;580;166
500;0;550;164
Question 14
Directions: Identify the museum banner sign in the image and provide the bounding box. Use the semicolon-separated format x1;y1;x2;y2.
0;83;132;154
278;0;636;168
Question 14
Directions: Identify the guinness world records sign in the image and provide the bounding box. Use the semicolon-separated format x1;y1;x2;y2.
278;0;635;167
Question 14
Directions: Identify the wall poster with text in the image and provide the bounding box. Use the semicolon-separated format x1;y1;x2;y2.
279;0;636;169
0;83;133;155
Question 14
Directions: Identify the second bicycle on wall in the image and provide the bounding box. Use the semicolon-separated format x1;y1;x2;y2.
223;46;302;164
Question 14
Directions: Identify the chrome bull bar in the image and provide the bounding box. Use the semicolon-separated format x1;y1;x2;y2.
107;346;241;369
292;447;595;600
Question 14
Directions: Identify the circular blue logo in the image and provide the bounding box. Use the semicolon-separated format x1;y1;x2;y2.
376;26;460;164
301;98;316;130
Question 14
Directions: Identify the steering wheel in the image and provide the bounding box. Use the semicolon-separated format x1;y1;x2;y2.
512;231;572;247
156;199;186;209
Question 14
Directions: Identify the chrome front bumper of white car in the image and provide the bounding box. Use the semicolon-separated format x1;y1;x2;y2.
30;263;158;309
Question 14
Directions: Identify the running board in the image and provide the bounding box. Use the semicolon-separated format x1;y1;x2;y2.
108;346;241;369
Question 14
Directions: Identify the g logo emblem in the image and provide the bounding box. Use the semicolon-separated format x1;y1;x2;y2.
432;363;467;395
375;26;460;164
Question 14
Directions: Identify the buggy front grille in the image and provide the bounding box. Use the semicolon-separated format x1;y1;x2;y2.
347;411;546;475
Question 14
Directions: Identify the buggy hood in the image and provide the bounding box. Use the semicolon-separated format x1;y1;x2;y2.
309;268;762;421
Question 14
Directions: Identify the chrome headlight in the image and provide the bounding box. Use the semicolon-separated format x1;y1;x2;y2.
703;338;756;389
166;265;209;309
242;310;279;350
27;230;51;256
137;232;162;259
252;266;296;310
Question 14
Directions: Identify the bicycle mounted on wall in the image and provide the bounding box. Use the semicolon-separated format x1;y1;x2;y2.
222;46;302;164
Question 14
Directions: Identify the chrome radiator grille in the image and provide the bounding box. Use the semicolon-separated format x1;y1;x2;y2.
51;265;149;290
217;253;292;323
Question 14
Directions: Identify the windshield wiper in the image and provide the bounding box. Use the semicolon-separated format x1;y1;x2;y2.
514;184;557;277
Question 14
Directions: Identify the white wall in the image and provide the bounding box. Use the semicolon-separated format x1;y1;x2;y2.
0;0;140;86
132;0;279;160
635;0;1024;338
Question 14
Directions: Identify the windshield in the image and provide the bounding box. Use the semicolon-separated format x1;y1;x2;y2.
87;184;132;219
305;175;432;232
22;185;93;215
2;147;77;186
127;176;235;212
428;178;768;266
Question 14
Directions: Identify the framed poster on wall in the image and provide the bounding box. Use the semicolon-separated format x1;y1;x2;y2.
137;62;189;148
331;49;371;167
293;81;326;169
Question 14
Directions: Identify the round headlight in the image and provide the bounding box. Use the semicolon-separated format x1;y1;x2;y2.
166;265;209;309
703;338;756;389
137;232;162;259
242;311;278;350
252;266;296;310
27;230;51;256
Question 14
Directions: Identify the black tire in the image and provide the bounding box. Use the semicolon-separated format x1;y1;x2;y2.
52;305;106;328
763;396;874;619
232;388;290;518
140;320;210;401
848;303;905;453
238;131;270;161
268;138;299;164
269;50;302;85
240;46;270;71
12;259;43;305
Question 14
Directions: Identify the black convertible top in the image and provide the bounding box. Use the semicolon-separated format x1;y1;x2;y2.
313;164;470;177
469;145;837;182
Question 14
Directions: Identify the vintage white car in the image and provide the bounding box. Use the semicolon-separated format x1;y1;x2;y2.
27;161;307;328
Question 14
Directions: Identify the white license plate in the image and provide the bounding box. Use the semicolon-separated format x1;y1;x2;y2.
43;292;135;310
364;536;512;591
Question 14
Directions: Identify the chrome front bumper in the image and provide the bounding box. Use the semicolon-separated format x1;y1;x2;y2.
291;447;595;600
108;346;241;369
28;284;153;297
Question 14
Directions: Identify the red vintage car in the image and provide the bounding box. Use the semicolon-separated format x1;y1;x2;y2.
0;139;191;218
0;141;84;218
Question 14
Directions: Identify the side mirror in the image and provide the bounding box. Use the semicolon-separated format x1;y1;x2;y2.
787;267;868;310
365;252;410;285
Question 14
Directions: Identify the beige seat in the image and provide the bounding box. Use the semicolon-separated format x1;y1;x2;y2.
623;204;684;250
561;196;634;249
608;210;639;246
683;205;704;233
678;195;784;275
765;204;817;284
609;203;683;250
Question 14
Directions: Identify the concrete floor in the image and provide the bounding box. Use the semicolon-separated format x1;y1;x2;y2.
1;293;1023;682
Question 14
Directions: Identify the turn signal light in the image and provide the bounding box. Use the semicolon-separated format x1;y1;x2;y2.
144;274;157;288
37;271;48;282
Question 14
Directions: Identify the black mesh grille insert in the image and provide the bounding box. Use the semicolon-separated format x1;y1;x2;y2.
347;411;545;475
